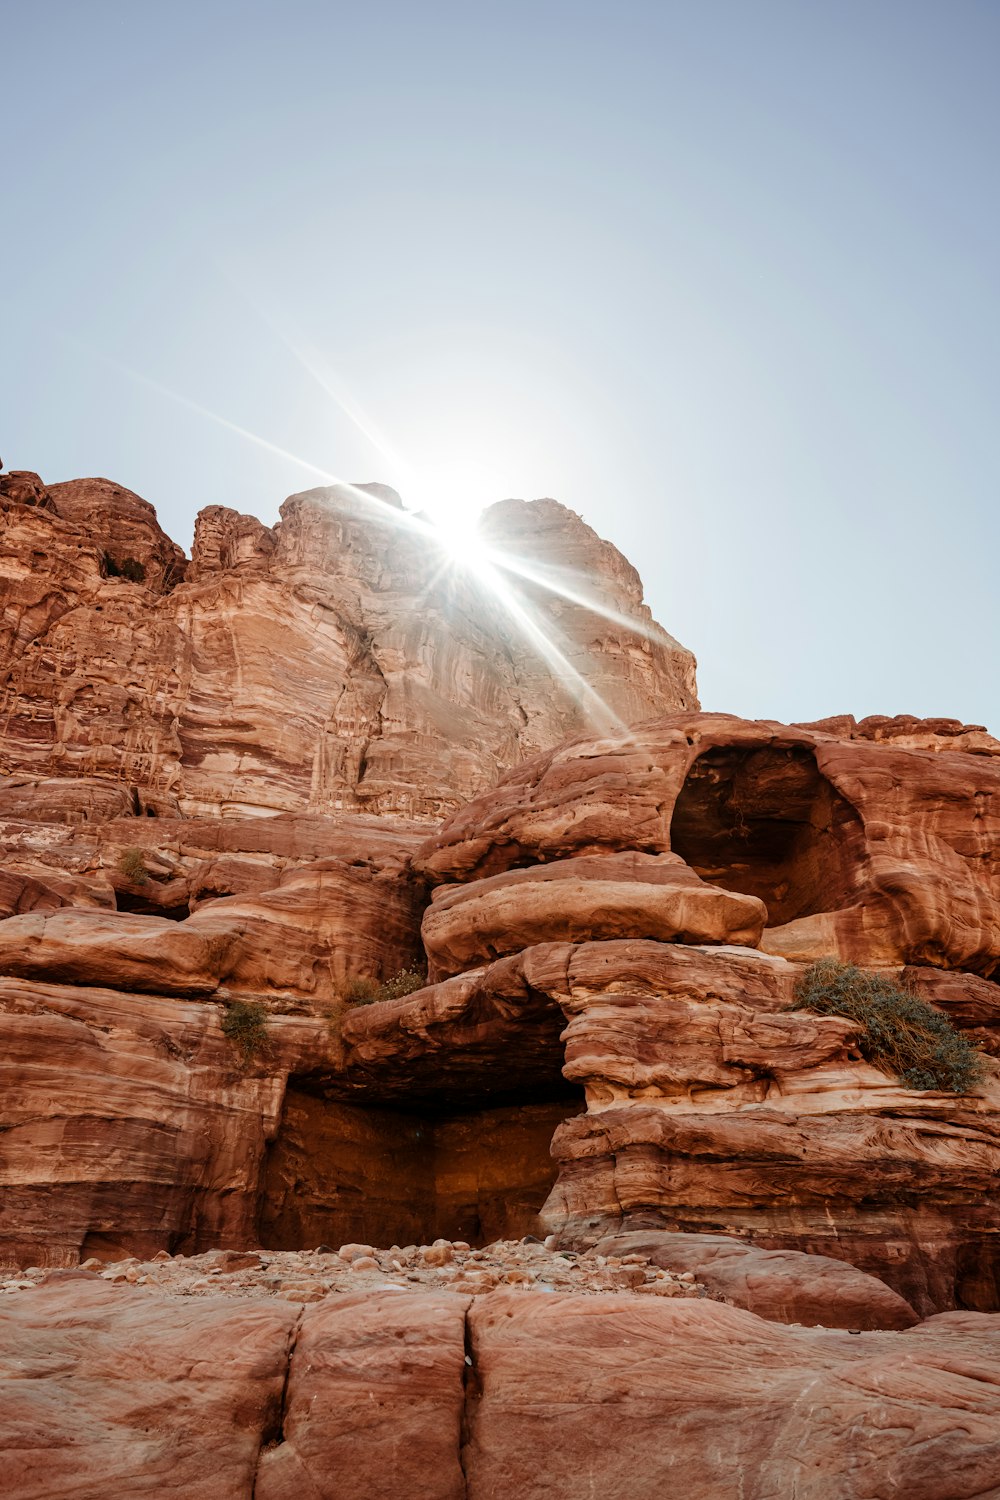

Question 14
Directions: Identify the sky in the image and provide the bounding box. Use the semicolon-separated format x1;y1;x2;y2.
3;1;998;731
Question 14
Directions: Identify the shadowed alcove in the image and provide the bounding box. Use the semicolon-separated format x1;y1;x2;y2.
258;993;586;1250
258;1091;583;1250
669;745;866;927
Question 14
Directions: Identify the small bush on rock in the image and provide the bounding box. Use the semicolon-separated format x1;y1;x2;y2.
344;967;428;1006
220;1000;270;1063
344;977;379;1005
789;958;984;1094
116;847;148;884
377;966;428;1001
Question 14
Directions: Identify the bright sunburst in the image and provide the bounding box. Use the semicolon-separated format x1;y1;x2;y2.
402;457;504;571
115;347;671;739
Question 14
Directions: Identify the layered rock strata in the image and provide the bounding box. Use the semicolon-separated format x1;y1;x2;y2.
332;939;1000;1315
416;710;1000;976
0;470;697;819
2;710;1000;1321
400;710;1000;1312
4;462;1000;1491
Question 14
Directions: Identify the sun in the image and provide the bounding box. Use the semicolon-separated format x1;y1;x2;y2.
402;458;507;569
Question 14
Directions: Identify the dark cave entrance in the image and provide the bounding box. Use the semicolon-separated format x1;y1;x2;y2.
669;745;865;928
258;1079;585;1252
115;890;191;920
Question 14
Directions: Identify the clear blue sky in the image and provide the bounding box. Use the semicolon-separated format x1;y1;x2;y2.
3;1;998;730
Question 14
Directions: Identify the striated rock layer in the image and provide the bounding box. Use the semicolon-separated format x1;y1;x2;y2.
401;711;1000;1314
3;458;1000;1493
2;708;1000;1324
0;469;697;819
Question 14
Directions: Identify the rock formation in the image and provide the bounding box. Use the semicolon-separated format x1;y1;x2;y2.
2;464;1000;1494
0;469;697;819
4;1277;1000;1500
2;703;999;1319
408;711;1000;1313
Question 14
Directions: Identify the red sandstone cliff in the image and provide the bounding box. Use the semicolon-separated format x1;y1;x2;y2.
0;469;697;819
2;465;1000;1497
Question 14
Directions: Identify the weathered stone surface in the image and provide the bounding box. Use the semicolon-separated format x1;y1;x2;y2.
465;1292;1000;1499
591;1229;919;1329
546;1102;1000;1315
5;456;1000;1402
0;803;428;919
0;854;424;1003
3;1282;999;1500
0;472;696;819
336;940;1000;1314
0;977;326;1266
253;1292;468;1500
416;711;1000;974
421;851;766;981
0;1279;295;1499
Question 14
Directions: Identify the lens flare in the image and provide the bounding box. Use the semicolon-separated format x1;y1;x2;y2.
110;352;647;738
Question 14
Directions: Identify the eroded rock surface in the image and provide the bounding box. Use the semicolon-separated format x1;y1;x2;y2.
3;466;1000;1491
2;1279;999;1500
2;707;1000;1319
336;939;1000;1315
416;710;1000;976
0;470;696;819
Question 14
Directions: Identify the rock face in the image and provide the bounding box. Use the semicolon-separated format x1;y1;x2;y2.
4;1280;1000;1500
2;708;1000;1321
417;708;1000;971
400;710;1000;1313
2;465;1000;1491
0;469;697;819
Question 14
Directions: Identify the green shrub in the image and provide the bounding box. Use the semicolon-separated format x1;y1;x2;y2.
220;1000;270;1063
344;976;380;1005
788;958;984;1094
116;847;148;884
377;966;428;1001
344;967;428;1006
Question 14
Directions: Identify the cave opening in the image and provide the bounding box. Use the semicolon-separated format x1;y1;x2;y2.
669;745;865;928
258;1079;585;1252
114;890;191;921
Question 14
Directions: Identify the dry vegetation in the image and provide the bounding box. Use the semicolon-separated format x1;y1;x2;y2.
789;959;984;1094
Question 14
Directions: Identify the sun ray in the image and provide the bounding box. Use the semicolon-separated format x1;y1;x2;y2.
471;557;631;736
102;349;632;737
487;547;687;650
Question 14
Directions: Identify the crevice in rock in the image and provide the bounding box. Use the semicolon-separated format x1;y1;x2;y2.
250;1305;304;1499
458;1297;479;1500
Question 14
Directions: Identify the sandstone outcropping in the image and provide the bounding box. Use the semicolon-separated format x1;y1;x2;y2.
2;706;999;1322
3;1278;999;1500
0;469;697;819
2;464;1000;1493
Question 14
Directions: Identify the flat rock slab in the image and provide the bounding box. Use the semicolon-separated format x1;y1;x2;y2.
467;1292;1000;1500
254;1291;468;1500
0;1279;297;1499
3;1283;1000;1499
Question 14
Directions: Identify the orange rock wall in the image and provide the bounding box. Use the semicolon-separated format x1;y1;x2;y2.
0;471;697;820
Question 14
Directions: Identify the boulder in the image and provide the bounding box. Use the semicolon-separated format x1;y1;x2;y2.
591;1229;919;1329
421;851;765;980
